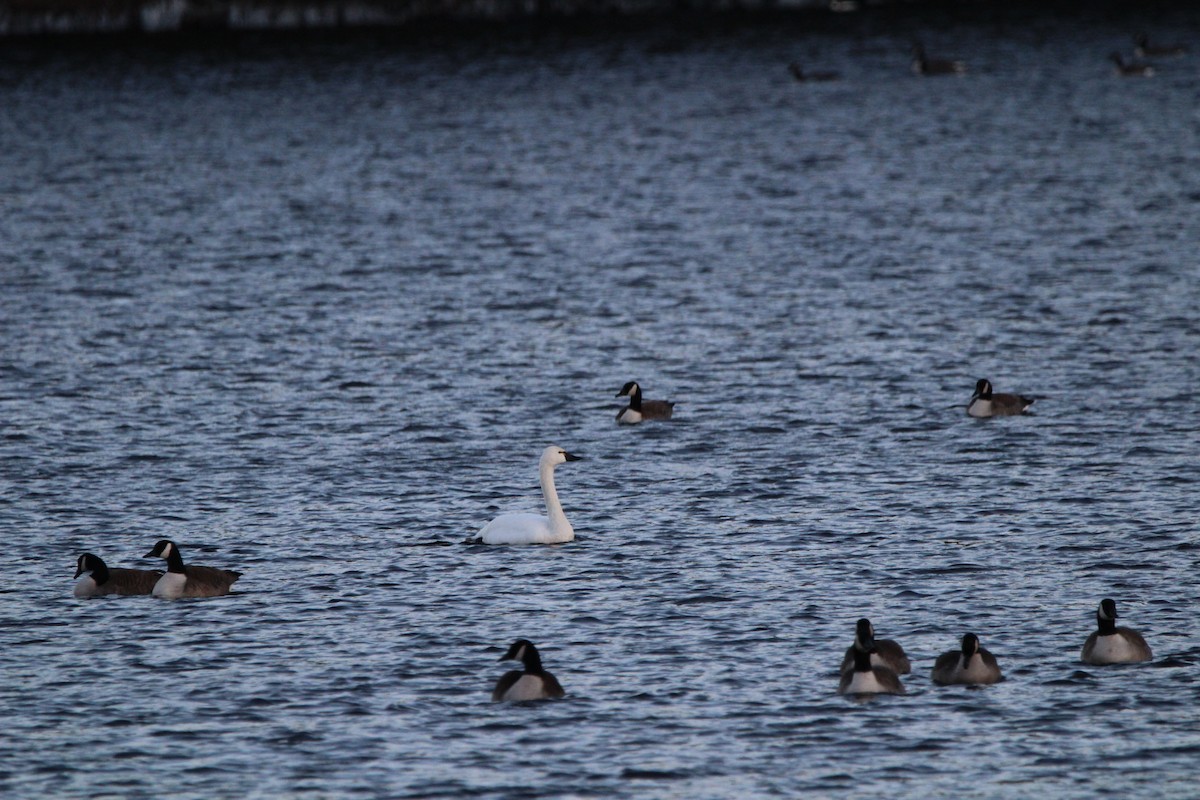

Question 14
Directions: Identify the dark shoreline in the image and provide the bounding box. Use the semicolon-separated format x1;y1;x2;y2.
0;0;1178;42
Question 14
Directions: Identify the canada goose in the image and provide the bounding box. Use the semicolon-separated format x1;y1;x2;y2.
839;627;905;696
492;639;565;702
616;381;675;424
840;618;911;675
73;553;162;598
911;42;967;76
788;62;840;82
1134;33;1187;59
1110;52;1155;78
476;445;582;545
1081;598;1153;665
931;633;1003;685
143;540;242;598
967;378;1034;418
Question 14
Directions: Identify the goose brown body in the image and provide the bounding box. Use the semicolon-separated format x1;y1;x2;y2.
616;381;675;424
144;540;241;598
967;379;1034;417
1081;599;1153;665
492;639;565;702
838;626;905;696
931;633;1003;685
840;619;911;675
74;553;162;598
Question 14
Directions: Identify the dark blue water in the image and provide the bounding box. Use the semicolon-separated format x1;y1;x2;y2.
2;9;1199;798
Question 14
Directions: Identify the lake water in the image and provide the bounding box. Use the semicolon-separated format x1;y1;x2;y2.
2;6;1199;798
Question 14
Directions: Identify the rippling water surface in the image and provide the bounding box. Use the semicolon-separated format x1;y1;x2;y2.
2;7;1199;798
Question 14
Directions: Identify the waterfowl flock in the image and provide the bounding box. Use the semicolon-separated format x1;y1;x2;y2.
74;539;240;600
73;376;1156;701
786;33;1186;83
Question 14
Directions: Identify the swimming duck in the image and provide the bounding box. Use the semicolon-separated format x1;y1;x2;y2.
492;639;565;702
840;618;911;675
143;540;242;598
838;625;906;696
73;553;162;598
911;43;967;76
1110;52;1155;77
931;633;1003;685
616;381;675;424
1081;598;1153;665
967;378;1034;418
1134;33;1187;59
477;445;582;545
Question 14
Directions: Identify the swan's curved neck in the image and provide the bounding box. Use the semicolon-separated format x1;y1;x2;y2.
539;463;573;537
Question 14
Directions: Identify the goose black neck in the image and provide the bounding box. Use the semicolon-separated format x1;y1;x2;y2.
523;647;545;675
91;559;111;585
164;546;187;574
627;386;643;411
852;646;874;672
1097;614;1117;635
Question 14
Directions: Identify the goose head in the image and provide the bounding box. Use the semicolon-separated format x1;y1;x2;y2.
960;633;981;659
144;539;176;559
972;378;993;400
500;638;544;671
74;552;105;579
1098;598;1118;621
854;618;876;650
616;381;641;399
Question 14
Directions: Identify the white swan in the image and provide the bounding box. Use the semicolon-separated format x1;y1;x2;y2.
478;445;582;545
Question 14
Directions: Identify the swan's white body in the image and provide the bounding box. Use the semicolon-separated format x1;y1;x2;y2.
478;446;580;545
